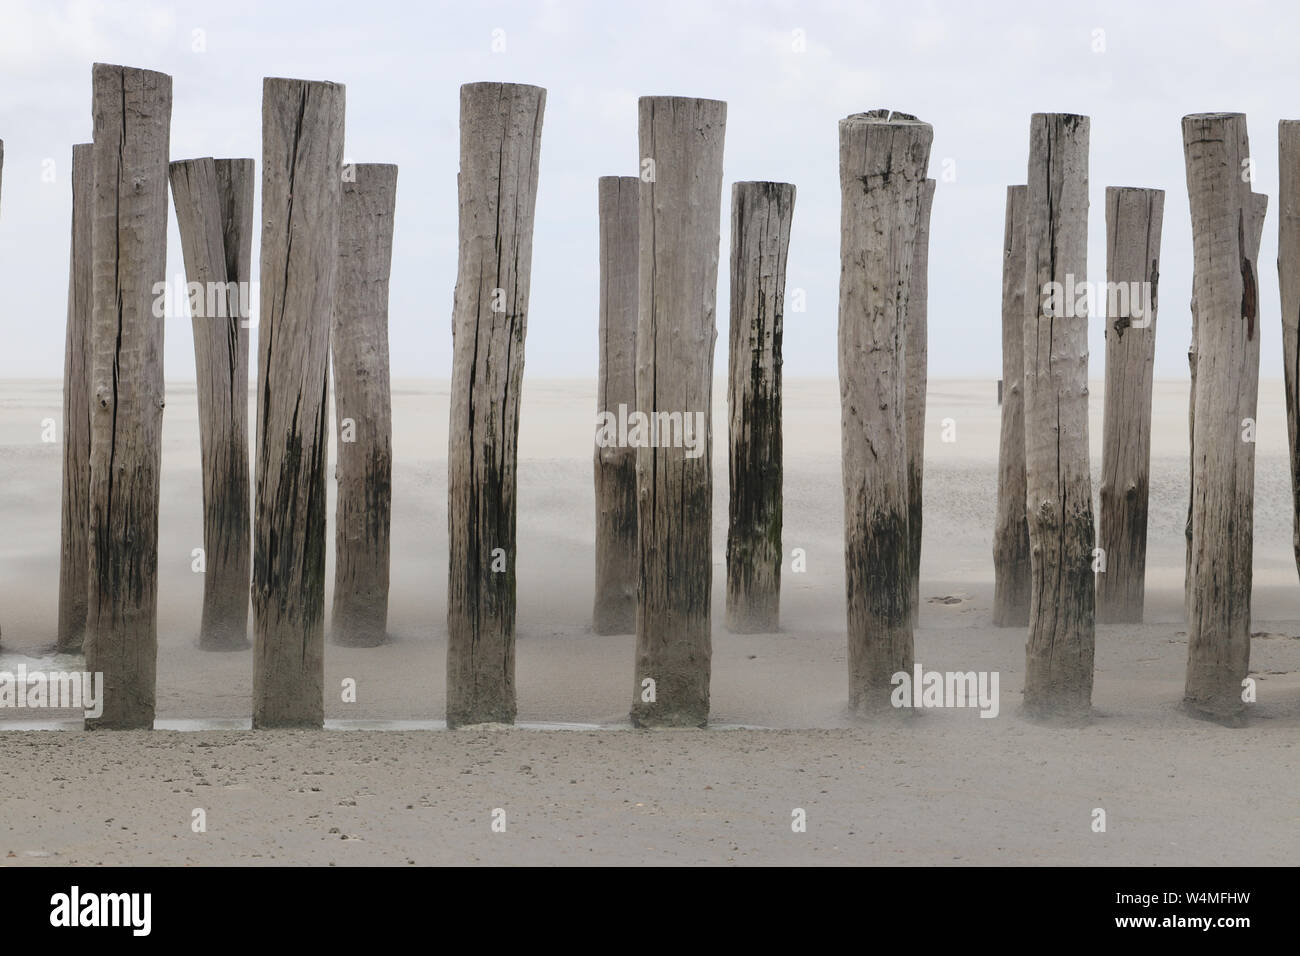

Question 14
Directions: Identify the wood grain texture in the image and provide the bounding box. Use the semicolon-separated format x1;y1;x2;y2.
837;109;932;713
168;156;254;650
1022;113;1095;722
57;143;93;653
1097;186;1164;624
1278;121;1300;584
447;82;545;728
331;163;398;648
630;96;726;727
993;185;1032;627
85;64;172;730
904;178;934;629
1182;112;1262;724
726;180;795;634
252;78;345;729
593;175;639;635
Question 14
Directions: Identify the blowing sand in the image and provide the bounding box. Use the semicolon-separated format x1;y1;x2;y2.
0;377;1297;865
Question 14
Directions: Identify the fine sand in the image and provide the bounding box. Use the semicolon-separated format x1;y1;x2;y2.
0;377;1297;865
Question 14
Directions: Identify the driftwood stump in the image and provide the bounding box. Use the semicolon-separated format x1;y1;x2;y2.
630;96;727;728
726;180;795;634
1022;113;1094;722
57;143;93;653
85;64;172;729
593;175;639;636
252;78;346;729
837;109;932;713
1182;112;1264;724
993;185;1032;627
331;163;398;648
447;82;546;728
904;178;934;629
1097;186;1164;624
168;156;254;650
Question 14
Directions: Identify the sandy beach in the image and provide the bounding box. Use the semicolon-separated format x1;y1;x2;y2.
1;377;1297;865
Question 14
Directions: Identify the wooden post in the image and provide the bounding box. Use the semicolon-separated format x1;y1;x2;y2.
1278;121;1300;583
1022;113;1094;721
593;175;639;635
726;180;795;634
837;109;932;713
1097;187;1164;624
904;179;934;629
252;78;346;729
630;96;727;727
993;186;1032;626
447;82;546;728
168;156;254;650
1182;112;1263;723
57;144;93;653
331;163;398;648
85;64;172;729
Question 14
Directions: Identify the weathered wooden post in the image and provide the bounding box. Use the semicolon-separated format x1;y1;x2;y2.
630;96;727;727
1182;111;1263;723
85;64;171;729
168;156;254;650
837;109;932;713
1097;187;1164;624
726;180;795;634
1022;113;1094;721
993;185;1032;626
57;143;93;653
252;78;345;729
447;82;546;728
593;175;639;635
904;178;934;628
1278;121;1300;582
1186;190;1266;624
331;163;398;648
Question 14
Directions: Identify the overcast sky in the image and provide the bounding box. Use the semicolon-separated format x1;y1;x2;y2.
0;0;1296;381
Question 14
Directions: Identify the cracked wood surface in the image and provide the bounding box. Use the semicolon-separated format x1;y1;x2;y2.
837;109;932;713
447;82;545;728
85;64;172;729
331;163;397;648
1022;112;1095;721
1278;121;1300;585
726;180;795;634
631;96;726;727
252;78;345;729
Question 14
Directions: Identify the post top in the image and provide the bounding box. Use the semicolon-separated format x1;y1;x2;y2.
841;108;927;125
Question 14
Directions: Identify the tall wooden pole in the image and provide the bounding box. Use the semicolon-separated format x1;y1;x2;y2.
993;185;1032;626
593;175;639;636
168;156;254;650
1097;187;1164;624
447;82;546;728
726;180;795;634
630;96;727;727
331;163;398;648
1278;121;1300;583
1182;112;1263;724
252;78;345;729
1022;113;1094;721
904;178;934;629
57;143;93;653
85;64;172;729
837;109;932;713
